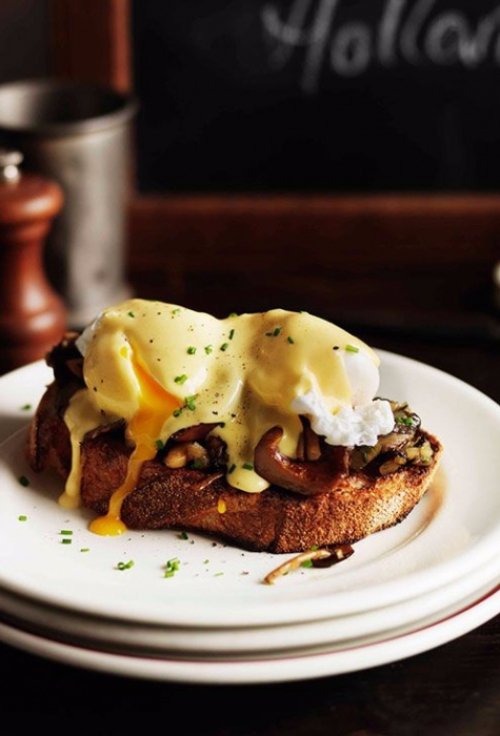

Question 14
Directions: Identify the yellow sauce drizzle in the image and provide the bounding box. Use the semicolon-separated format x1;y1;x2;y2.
62;299;379;536
89;353;180;536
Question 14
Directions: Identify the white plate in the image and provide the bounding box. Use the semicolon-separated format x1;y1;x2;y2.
0;554;498;656
0;354;499;628
0;584;498;683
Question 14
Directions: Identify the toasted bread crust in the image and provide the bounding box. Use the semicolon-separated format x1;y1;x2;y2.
27;381;442;553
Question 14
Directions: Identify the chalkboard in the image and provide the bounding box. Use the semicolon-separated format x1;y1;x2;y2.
133;0;500;192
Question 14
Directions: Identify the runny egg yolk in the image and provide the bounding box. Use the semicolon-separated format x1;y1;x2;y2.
64;299;381;536
88;352;180;536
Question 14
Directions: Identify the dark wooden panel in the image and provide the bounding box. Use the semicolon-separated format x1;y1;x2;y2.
128;194;500;330
50;0;131;92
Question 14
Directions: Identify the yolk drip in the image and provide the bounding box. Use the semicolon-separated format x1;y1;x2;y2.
89;353;180;536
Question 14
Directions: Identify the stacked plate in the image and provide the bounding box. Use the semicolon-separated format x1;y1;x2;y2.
0;354;498;684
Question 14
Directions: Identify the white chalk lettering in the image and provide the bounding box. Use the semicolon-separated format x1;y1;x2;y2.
378;0;407;66
331;23;372;76
261;0;500;93
425;13;474;65
399;0;436;64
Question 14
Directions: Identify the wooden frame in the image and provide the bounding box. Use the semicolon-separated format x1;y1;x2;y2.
50;0;499;317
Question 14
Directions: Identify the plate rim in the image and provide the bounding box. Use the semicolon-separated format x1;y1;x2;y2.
0;583;498;684
0;352;499;627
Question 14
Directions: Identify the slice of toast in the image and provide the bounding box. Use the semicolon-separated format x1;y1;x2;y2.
27;380;442;554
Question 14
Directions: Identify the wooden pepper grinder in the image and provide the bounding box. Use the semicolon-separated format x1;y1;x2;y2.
0;148;67;373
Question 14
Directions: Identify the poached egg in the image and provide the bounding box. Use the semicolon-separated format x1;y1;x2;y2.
63;300;394;535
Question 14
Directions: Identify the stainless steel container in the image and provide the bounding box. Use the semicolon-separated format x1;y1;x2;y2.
0;79;138;327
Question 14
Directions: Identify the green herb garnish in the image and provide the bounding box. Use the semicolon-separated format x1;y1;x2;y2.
204;345;213;354
61;539;72;545
20;404;32;411
300;559;313;568
228;464;236;474
287;336;295;344
174;374;188;385
155;439;165;450
187;346;196;355
164;557;180;578
242;463;254;471
396;416;414;426
116;560;134;571
184;394;198;411
229;329;235;340
172;308;181;315
178;531;189;540
60;529;73;536
173;408;183;418
18;515;27;522
80;548;90;553
345;344;359;353
265;326;282;337
220;342;229;351
127;311;135;318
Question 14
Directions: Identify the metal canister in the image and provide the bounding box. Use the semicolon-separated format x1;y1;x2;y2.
0;79;138;327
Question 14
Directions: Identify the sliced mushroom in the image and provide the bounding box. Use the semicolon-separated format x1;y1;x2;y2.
254;426;348;496
301;417;322;461
170;423;220;443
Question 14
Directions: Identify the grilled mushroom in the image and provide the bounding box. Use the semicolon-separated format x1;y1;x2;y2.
254;426;348;496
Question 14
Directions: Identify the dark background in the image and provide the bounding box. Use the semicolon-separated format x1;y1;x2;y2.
133;0;500;192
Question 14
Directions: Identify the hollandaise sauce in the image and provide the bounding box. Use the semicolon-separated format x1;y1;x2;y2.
63;299;378;536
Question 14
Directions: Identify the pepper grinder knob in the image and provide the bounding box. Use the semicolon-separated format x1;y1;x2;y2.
0;148;67;373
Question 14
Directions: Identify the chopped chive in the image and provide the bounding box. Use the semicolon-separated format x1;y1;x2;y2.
310;544;319;551
178;531;189;540
300;559;313;568
242;463;254;471
127;311;135;318
203;559;210;564
18;515;27;522
229;329;235;340
80;548;90;553
164;557;180;578
173;408;183;418
184;394;198;411
187;346;196;355
345;344;359;353
396;416;413;426
220;342;229;351
228;464;236;474
204;345;213;354
287;336;295;344
116;560;134;571
20;404;32;411
214;572;224;577
155;439;165;450
61;538;72;545
171;308;181;315
18;475;30;487
174;374;188;385
265;327;282;337
60;529;73;536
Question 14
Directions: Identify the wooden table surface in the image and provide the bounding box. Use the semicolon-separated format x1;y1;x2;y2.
0;298;498;734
